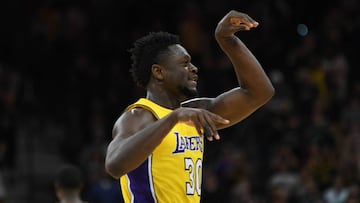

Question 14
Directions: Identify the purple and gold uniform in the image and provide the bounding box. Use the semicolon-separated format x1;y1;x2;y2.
120;98;204;203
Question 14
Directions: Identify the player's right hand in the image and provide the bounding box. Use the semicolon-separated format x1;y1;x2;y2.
172;107;230;141
215;10;259;38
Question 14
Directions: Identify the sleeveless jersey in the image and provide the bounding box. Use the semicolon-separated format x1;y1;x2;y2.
120;98;204;203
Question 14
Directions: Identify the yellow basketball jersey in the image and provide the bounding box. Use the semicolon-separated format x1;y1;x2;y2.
120;98;204;203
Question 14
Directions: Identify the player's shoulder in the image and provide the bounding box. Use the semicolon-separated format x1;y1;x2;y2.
124;107;154;117
181;97;213;109
112;107;157;138
114;107;156;127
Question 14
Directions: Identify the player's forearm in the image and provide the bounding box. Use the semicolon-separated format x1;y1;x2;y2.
105;114;178;178
216;35;275;102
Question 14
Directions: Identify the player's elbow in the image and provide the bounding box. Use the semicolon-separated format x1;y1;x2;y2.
253;85;275;106
105;145;127;179
105;157;125;179
264;85;275;101
263;80;275;98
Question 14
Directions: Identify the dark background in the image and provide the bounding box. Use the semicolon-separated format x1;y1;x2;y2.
0;0;359;202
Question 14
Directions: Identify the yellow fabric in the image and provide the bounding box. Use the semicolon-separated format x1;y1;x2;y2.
120;98;204;203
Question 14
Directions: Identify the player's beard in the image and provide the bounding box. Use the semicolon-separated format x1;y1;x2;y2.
180;86;198;100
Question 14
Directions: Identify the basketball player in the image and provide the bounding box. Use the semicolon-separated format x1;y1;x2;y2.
105;10;275;203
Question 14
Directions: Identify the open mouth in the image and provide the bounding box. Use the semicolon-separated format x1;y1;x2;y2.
190;75;198;82
189;76;198;86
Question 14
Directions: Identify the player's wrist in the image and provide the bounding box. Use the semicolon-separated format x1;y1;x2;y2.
168;109;182;124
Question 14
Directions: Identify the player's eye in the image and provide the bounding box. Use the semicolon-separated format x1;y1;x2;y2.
182;60;190;66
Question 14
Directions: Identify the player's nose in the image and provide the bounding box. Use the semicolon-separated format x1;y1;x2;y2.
189;63;198;73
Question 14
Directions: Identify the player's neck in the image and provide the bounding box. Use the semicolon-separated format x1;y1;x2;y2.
146;91;183;110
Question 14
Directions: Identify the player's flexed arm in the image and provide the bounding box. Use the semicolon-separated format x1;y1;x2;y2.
194;10;274;129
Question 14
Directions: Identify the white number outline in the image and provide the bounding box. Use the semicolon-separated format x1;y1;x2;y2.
184;158;202;196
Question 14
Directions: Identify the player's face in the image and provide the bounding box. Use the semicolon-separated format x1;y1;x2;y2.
161;44;199;101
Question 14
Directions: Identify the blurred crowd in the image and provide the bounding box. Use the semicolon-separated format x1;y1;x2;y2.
0;0;359;202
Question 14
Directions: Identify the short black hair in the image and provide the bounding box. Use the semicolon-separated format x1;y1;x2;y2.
129;31;180;88
55;164;83;190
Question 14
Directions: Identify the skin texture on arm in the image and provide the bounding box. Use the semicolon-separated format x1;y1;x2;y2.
105;108;176;178
184;10;274;129
105;106;229;178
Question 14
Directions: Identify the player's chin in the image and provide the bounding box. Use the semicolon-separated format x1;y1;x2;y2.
181;86;198;99
187;88;199;98
188;81;198;90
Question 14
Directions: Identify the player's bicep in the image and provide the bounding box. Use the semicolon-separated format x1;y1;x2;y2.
208;87;259;128
112;108;157;139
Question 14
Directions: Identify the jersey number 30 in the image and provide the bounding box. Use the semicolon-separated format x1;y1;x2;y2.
184;158;202;196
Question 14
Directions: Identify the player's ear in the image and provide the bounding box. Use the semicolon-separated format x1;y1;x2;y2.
151;64;164;81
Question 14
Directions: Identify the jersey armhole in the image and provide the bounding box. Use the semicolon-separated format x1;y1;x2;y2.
126;104;160;120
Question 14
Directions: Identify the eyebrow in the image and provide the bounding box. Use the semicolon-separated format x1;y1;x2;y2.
176;53;191;62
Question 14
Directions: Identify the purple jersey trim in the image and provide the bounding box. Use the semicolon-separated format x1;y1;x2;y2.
127;158;156;203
